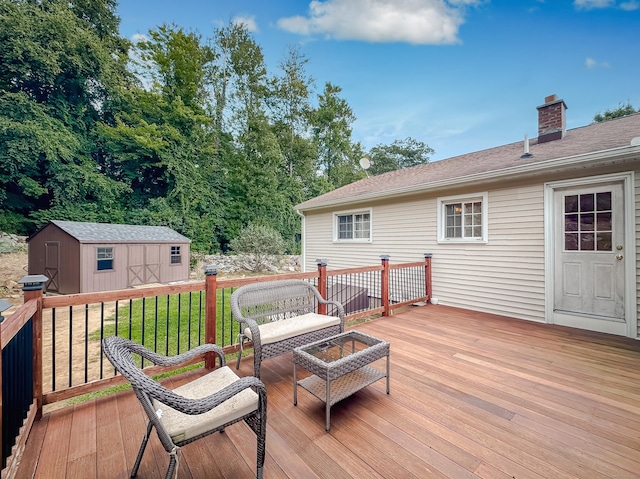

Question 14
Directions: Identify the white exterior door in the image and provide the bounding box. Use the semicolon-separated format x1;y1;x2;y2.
551;180;628;335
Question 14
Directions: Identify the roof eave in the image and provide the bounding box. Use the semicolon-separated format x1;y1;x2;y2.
297;145;640;213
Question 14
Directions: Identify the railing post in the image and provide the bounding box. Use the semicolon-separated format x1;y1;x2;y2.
18;274;48;420
424;253;433;301
316;259;328;315
203;265;218;369
380;255;390;316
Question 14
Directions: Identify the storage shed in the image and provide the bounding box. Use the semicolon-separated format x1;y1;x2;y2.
27;220;191;294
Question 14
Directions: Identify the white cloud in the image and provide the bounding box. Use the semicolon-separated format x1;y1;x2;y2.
574;0;615;9
277;0;482;45
620;0;639;10
232;15;259;32
131;33;148;44
585;57;610;68
575;0;639;8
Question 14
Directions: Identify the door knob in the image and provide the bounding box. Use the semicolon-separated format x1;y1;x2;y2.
616;254;623;260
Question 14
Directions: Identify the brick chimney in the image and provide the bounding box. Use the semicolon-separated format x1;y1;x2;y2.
536;94;567;143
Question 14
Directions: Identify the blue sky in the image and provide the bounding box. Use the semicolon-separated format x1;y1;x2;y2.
116;0;640;161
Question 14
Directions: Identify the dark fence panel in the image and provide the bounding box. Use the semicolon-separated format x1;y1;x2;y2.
2;318;34;468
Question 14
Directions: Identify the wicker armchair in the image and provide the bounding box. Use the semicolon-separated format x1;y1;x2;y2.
231;279;345;378
102;336;267;479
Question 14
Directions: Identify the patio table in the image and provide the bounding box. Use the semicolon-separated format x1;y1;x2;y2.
293;330;390;431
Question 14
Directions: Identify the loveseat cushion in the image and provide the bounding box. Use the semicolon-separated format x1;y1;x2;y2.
244;312;341;345
153;366;258;443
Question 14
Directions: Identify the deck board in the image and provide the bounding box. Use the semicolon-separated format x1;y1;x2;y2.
16;305;640;479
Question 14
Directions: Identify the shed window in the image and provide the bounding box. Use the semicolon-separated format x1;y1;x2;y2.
171;245;182;264
97;247;114;271
333;209;372;242
437;193;488;243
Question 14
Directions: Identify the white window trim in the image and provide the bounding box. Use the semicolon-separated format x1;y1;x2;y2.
333;208;373;243
96;246;115;272
170;245;182;265
437;192;488;243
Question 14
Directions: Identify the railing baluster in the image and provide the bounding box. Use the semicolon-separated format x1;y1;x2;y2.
165;295;170;355
198;291;203;346
141;298;146;368
84;304;89;384
177;293;182;354
51;308;56;392
99;302;105;379
187;292;193;351
68;306;73;388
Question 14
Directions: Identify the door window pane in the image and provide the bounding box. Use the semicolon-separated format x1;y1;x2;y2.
565;195;578;213
596;192;611;211
580;194;594;212
580;233;594;250
565;233;578;250
564;191;612;252
597;232;612;251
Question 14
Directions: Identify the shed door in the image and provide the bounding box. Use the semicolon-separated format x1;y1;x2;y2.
145;245;161;283
45;241;60;292
127;244;161;286
127;245;145;287
552;181;626;334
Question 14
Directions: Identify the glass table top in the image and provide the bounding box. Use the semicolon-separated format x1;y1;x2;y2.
298;332;379;364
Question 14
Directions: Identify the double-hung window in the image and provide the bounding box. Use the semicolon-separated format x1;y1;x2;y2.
97;247;114;271
334;209;372;242
170;245;182;264
437;193;488;243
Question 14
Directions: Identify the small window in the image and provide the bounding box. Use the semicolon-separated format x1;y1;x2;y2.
334;209;372;242
437;193;488;243
97;247;114;271
563;191;612;252
171;245;182;264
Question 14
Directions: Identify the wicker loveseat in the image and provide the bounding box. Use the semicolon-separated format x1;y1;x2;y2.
231;279;345;378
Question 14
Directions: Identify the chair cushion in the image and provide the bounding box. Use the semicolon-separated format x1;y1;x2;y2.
244;313;341;345
153;366;258;444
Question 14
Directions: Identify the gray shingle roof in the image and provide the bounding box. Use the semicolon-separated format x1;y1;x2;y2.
50;221;190;243
296;112;640;211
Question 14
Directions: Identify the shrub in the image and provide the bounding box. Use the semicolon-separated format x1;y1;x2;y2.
229;224;286;272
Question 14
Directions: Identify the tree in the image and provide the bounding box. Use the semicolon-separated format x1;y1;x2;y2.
100;24;223;251
593;102;639;123
0;0;131;233
366;137;434;176
135;24;213;111
310;82;357;189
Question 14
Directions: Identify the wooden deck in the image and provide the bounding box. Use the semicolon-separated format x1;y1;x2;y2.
17;305;640;479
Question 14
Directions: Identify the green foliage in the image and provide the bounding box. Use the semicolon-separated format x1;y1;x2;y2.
0;4;435;252
367;137;434;176
229;223;286;272
311;82;357;189
593;102;639;123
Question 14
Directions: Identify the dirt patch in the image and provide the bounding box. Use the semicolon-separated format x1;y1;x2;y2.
0;251;29;313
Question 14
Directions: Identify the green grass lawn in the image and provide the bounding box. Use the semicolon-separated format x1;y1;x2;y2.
92;288;239;356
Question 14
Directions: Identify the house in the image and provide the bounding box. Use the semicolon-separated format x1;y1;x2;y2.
296;95;640;338
27;220;191;294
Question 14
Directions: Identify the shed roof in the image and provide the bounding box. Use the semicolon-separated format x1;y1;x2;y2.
296;112;640;211
36;221;190;243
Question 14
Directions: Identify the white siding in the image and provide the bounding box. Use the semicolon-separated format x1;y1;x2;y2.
303;183;546;322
